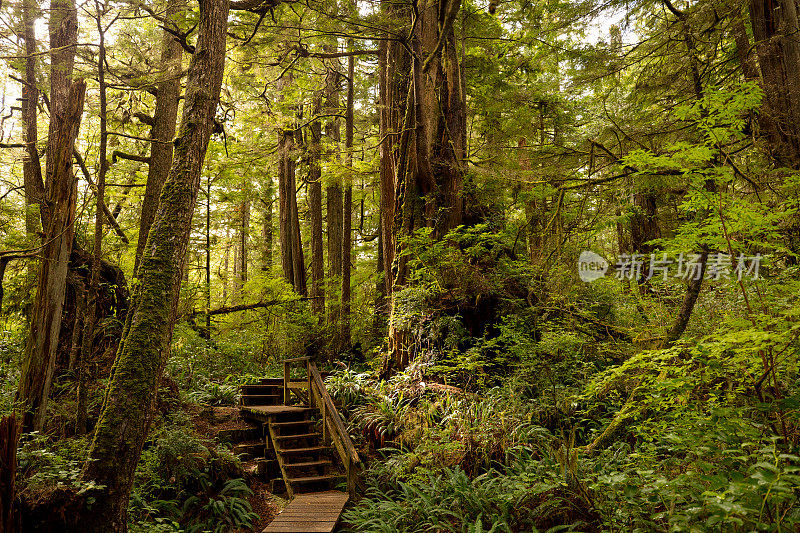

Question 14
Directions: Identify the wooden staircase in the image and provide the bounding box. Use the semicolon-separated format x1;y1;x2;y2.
238;358;361;532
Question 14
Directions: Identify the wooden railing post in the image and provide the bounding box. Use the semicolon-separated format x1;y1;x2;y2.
322;398;327;444
283;360;290;405
306;360;312;408
347;462;355;496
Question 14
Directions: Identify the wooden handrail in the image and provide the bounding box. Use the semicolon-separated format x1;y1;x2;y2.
283;356;311;363
282;357;360;496
308;362;360;463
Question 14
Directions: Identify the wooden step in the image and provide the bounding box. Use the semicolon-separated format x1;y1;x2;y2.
276;445;328;456
283;459;333;469
274;432;321;442
287;474;342;485
239;405;314;423
259;378;284;385
232;442;265;460
240;384;281;394
240;394;281;406
270;420;315;429
270;420;317;435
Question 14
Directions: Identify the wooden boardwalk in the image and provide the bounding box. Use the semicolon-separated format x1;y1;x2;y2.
240;360;361;532
262;491;349;533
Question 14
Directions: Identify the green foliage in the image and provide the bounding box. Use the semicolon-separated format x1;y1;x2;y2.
0;328;24;416
16;433;103;497
185;377;239;406
128;417;257;532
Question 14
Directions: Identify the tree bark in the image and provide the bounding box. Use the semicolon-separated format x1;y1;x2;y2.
261;183;274;272
204;175;212;339
664;248;709;346
749;0;800;168
0;414;20;533
77;4;112;435
341;50;355;348
384;0;466;372
309;93;325;317
233;194;250;303
79;1;229;529
277;74;306;295
16;47;85;434
134;0;186;275
325;48;344;349
18;0;43;235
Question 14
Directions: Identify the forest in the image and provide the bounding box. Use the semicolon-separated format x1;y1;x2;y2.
0;0;798;530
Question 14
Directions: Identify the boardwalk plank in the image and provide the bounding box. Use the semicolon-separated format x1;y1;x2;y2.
262;490;348;533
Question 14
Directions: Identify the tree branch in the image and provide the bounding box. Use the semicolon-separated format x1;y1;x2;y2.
112;150;150;164
73;148;130;244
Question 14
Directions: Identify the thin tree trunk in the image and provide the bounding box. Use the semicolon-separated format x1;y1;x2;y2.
277;75;299;289
374;216;387;336
261;183;274;272
19;0;43;235
134;0;185;275
77;3;111;435
325;48;344;349
664;247;709;346
222;227;230;305
233;195;249;304
204;175;212;339
80;1;229;529
289;150;307;296
341;50;355;347
309;93;325;317
0;414;20;533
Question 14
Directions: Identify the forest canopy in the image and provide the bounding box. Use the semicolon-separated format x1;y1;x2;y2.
0;0;799;530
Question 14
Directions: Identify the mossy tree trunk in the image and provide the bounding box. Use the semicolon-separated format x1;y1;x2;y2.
78;1;229;530
134;0;186;276
383;0;466;373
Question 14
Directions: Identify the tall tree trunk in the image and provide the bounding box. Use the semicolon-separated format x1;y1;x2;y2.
629;191;661;288
76;3;111;435
290;139;307;296
222;227;230;305
19;0;43;235
0;414;20;533
374;216;387;337
378;0;410;373
79;1;229;529
378;0;404;298
204;175;212;339
15;0;82;432
309;93;325;317
233;195;250;303
341;50;355;348
384;0;466;372
261;183;274;272
134;0;185;275
277;74;306;295
279;124;295;285
325;49;344;349
749;0;800;168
